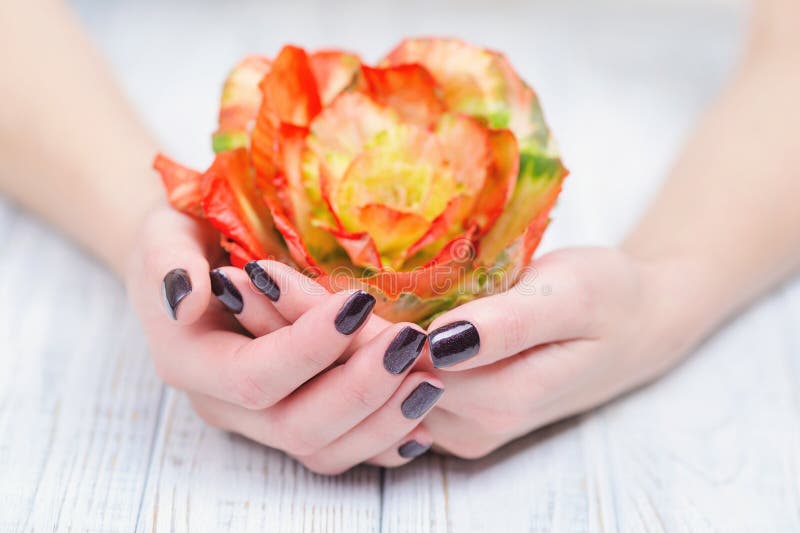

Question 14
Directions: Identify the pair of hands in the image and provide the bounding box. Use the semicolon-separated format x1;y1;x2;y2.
127;205;684;475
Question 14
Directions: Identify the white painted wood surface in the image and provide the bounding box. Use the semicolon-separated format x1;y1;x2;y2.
3;0;799;531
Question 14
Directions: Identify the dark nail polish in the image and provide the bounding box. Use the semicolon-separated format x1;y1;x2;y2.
162;268;191;320
401;382;443;419
384;327;427;374
398;440;431;459
334;290;375;335
210;269;243;314
244;261;280;302
429;320;480;368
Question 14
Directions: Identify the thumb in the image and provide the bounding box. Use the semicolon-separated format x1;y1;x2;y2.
127;207;218;326
425;248;606;371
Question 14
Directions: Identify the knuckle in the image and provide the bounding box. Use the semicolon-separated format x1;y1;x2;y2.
289;328;333;372
227;370;275;410
343;378;383;412
501;305;528;354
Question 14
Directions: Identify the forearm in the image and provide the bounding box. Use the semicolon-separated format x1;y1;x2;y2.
624;23;800;340
0;0;160;274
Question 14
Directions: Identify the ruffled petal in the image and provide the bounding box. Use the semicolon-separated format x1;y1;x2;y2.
212;55;271;153
153;154;204;217
476;151;567;267
318;225;383;269
383;38;556;154
259;45;322;127
308;91;399;191
274;123;342;264
467;128;519;234
400;114;491;264
383;38;509;127
201;148;291;264
361;64;445;127
309;50;363;105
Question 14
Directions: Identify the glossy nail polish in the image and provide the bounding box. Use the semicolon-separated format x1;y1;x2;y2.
383;327;427;374
334;290;375;335
429;320;480;368
244;261;280;301
210;269;243;314
162;268;191;320
401;382;443;419
398;440;431;459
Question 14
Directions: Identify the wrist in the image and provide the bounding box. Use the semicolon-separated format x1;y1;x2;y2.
630;252;728;373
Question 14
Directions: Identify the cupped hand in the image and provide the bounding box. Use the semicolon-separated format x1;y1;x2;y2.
125;205;444;474
419;247;692;459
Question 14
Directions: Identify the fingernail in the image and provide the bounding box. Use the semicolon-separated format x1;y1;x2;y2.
334;290;376;335
398;440;431;459
429;320;480;368
401;382;443;419
210;269;243;314
384;327;427;374
162;268;191;320
244;260;280;302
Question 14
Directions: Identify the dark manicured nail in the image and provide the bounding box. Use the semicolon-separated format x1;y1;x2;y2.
384;327;427;374
162;268;191;320
210;269;243;314
244;261;280;302
334;290;375;335
398;440;431;459
401;382;443;419
429;320;480;368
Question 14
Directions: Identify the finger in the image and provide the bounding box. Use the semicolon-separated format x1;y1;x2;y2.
425;252;600;371
431;340;590;415
243;260;392;351
267;323;427;452
209;266;289;336
132;208;219;326
297;372;443;475
226;289;376;409
155;289;376;408
367;425;434;468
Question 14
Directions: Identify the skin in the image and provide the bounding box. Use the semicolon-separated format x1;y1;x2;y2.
2;0;799;473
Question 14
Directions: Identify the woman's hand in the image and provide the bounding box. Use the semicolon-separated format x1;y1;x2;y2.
125;205;444;474
419;247;696;459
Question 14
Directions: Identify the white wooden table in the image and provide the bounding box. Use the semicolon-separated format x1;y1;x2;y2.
4;1;800;531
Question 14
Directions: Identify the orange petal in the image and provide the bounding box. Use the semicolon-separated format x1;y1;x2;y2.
468;129;519;234
309;50;363;105
270;206;324;275
476;153;568;266
153;154;204;217
404;195;465;259
201;149;290;264
220;237;257;269
321;225;383;269
435;113;490;194
307;91;399;216
213;55;271;152
259;45;322;127
356;203;430;262
361;64;445;127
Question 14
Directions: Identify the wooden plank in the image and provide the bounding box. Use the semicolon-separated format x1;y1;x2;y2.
0;202;164;532
135;391;382;533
